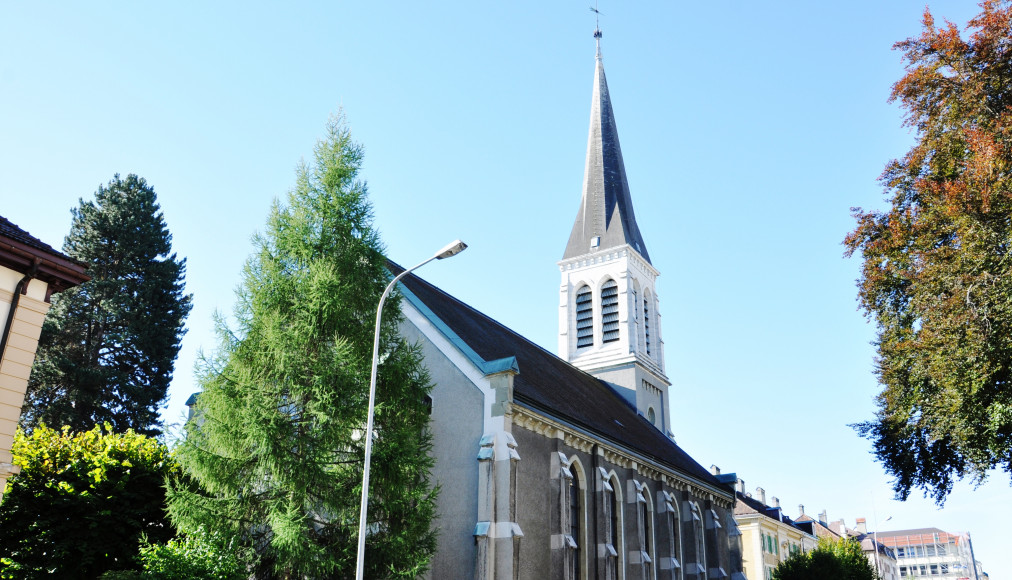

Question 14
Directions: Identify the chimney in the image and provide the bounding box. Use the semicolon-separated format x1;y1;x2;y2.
756;487;766;505
799;504;805;518
856;517;867;534
710;465;721;476
736;478;745;494
819;510;828;525
772;496;780;509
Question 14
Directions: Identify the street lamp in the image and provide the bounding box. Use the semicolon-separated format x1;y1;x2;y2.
355;240;467;580
873;516;892;578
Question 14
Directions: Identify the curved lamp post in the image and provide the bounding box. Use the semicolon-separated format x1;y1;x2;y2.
355;240;467;580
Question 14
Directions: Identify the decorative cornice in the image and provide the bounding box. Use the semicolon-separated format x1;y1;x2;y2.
512;405;732;507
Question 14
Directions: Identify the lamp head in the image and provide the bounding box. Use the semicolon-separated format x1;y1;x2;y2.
435;240;467;259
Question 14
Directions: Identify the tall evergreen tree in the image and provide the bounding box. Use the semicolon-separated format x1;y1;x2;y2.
22;174;192;435
167;114;437;579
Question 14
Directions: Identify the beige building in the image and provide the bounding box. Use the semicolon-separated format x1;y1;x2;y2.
0;216;88;502
732;482;817;580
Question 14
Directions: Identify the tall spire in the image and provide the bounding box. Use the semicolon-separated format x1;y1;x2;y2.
562;33;651;263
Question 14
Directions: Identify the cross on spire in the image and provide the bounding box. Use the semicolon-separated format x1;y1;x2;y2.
590;3;603;59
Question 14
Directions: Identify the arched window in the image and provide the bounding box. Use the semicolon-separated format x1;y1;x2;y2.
570;468;583;579
647;407;656;425
643;291;652;355
576;285;593;348
667;504;682;580
601;279;619;343
639;485;656;580
693;503;706;580
603;472;623;579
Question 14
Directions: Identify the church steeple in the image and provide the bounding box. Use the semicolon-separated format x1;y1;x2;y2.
562;45;650;264
558;35;671;435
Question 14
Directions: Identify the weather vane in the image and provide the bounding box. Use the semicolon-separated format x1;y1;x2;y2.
590;2;602;58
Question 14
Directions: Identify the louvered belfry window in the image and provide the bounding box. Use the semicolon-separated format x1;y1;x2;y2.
601;280;619;343
576;285;594;348
643;298;651;355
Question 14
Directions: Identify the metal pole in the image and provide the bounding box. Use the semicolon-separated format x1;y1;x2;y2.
355;241;466;580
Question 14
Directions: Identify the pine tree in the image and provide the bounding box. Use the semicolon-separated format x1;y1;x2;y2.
167;114;438;579
22;174;192;435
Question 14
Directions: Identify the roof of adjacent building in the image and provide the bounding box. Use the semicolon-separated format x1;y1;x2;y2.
733;491;813;535
563;56;651;264
396;263;725;492
875;528;963;544
0;215;89;292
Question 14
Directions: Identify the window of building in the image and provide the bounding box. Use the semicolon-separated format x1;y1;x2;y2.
576;285;593;348
926;545;935;557
643;295;651;355
929;565;938;575
897;547;906;558
662;492;681;580
647;406;656;425
601;280;619;343
900;566;907;577
637;484;655;580
570;468;582;579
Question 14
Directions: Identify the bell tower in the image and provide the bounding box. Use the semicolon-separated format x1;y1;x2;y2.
558;31;671;434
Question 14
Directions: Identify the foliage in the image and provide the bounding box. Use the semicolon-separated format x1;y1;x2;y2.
167;113;438;579
773;537;878;580
846;0;1012;503
0;424;178;579
132;527;248;579
22;173;192;436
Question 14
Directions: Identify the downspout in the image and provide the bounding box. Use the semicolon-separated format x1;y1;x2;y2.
0;261;38;364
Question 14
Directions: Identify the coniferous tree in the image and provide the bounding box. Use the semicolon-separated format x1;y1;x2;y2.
22;174;192;435
846;1;1012;503
168;114;437;579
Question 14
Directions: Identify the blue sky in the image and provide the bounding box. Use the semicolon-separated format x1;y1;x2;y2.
2;1;1005;575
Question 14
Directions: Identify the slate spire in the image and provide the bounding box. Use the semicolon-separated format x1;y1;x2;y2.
563;45;651;263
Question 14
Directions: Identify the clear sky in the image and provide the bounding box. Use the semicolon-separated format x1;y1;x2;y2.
2;1;1005;576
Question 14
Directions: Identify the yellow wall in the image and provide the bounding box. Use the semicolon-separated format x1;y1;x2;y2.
0;268;52;501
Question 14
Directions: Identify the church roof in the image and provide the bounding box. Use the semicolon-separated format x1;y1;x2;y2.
563;55;651;263
395;263;724;491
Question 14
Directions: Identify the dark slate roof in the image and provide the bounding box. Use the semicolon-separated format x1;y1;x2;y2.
0;216;61;256
733;492;811;534
395;263;722;490
563;57;651;264
0;215;89;291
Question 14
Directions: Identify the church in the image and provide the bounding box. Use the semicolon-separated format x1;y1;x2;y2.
398;30;744;580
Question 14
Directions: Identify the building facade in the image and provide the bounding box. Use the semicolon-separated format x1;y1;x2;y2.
0;216;88;502
876;528;987;579
732;482;816;580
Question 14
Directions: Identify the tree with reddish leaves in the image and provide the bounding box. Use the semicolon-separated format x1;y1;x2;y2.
847;0;1012;504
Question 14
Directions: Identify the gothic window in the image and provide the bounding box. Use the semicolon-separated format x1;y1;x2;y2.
647;406;656;425
576;285;594;348
601;279;619;343
570;467;583;579
638;485;655;580
666;506;682;580
688;502;706;579
643;292;652;355
602;472;623;579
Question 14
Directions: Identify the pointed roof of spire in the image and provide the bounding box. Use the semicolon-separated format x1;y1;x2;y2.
563;52;651;263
